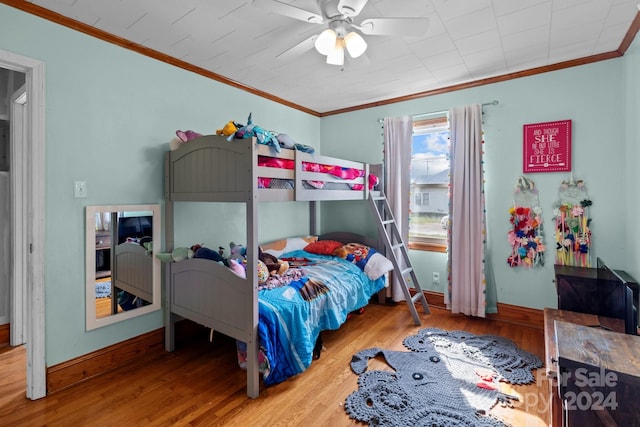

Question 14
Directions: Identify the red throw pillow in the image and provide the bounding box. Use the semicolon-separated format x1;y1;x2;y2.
304;240;344;255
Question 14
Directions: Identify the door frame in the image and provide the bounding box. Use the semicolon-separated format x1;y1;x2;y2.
9;83;26;347
1;49;46;400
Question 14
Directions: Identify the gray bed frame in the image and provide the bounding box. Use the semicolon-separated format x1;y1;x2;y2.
163;135;382;398
113;242;153;303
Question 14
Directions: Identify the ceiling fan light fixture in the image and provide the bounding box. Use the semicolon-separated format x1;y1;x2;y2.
326;39;345;66
315;28;337;55
344;31;367;58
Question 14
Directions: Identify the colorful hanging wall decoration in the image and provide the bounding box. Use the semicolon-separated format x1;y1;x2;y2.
507;177;545;268
553;178;592;267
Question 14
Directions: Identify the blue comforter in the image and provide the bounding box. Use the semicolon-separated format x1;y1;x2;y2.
257;250;386;386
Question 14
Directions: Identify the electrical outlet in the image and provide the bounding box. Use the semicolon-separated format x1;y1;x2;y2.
432;272;440;285
74;181;87;198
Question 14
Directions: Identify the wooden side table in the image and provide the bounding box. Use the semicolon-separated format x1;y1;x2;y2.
543;308;624;426
555;320;640;426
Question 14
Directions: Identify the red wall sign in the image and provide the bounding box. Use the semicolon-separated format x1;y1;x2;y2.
523;120;571;173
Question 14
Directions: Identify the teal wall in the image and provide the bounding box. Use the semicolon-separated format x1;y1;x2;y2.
0;5;319;366
321;57;633;312
1;4;638;368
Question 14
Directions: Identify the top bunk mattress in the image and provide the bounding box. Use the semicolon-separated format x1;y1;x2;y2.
165;135;381;203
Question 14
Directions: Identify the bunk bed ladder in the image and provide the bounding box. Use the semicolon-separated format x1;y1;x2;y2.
368;192;430;325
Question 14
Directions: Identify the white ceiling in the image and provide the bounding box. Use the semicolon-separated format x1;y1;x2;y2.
27;0;640;114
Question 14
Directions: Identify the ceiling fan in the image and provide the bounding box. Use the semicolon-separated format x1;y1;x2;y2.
253;0;429;66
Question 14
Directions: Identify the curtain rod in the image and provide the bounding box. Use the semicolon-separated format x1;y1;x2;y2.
378;100;500;123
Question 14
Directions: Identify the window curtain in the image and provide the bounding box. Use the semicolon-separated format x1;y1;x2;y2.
383;116;413;302
95;212;112;231
446;104;487;317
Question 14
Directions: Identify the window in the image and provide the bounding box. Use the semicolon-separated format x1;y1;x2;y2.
409;115;449;252
414;192;430;206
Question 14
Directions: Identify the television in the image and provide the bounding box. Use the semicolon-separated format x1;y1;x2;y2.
596;258;638;335
556;258;637;335
117;215;152;244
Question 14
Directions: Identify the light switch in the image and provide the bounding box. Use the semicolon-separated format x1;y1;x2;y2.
74;181;87;198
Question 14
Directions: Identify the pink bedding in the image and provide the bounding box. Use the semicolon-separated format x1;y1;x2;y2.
258;156;378;190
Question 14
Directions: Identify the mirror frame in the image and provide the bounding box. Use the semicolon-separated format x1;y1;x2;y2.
85;204;161;330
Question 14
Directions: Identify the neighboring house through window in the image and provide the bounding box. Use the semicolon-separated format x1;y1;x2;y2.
409;114;449;252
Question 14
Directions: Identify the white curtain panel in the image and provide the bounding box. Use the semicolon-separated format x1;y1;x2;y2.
446;104;487;317
383;116;413;302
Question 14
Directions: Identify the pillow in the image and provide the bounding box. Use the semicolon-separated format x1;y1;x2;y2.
336;243;394;280
261;235;318;257
304;240;343;255
363;252;394;281
337;243;372;266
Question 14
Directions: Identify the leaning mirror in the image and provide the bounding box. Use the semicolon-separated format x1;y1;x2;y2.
85;204;161;330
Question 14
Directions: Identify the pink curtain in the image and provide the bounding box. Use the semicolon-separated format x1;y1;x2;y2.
446;104;487;317
383;116;413;302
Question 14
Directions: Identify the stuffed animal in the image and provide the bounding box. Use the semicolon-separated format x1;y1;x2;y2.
170;129;203;151
191;244;228;266
277;133;296;149
332;245;349;259
228;258;246;278
231;113;255;140
141;240;153;256
277;133;315;154
259;247;289;275
169;137;183;151
229;242;247;262
257;260;270;284
176;129;202;142
228;256;270;284
216;121;239;137
156;247;194;263
230;113;281;153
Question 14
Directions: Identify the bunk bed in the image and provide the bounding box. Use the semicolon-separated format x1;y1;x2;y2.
164;134;386;398
112;241;153;307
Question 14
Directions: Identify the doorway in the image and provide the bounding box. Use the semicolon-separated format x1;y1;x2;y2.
0;50;46;400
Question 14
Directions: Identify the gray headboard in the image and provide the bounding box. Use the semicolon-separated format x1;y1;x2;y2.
318;232;377;249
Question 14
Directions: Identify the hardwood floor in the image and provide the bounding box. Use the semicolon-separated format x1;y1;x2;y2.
0;304;550;426
95;277;123;319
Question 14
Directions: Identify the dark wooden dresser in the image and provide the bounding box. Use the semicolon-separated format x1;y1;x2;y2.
544;308;640;426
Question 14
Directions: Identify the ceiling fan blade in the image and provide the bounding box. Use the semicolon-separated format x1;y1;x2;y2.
276;34;319;60
337;0;369;17
252;0;324;24
345;51;371;67
358;17;429;37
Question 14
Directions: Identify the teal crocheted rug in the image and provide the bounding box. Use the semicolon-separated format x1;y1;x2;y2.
345;328;543;426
